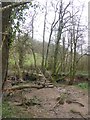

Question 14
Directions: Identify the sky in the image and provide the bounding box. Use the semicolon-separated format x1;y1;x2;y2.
36;0;89;39
21;0;90;50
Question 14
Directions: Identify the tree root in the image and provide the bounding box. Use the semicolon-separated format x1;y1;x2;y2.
66;99;84;107
70;109;87;120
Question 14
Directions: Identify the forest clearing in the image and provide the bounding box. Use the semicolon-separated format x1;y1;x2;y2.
1;0;90;119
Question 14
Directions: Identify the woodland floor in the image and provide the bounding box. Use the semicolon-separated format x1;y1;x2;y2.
3;80;89;119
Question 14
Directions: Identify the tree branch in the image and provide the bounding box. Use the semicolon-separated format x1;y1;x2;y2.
1;1;31;12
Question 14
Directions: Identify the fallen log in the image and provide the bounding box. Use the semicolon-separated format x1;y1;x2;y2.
3;84;44;92
3;84;54;92
45;85;54;88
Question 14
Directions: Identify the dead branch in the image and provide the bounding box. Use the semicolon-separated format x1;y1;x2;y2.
1;2;31;12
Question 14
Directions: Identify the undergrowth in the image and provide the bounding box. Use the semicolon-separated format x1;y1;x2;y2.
76;82;88;89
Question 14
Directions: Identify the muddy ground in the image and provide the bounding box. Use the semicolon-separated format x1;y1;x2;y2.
3;80;89;119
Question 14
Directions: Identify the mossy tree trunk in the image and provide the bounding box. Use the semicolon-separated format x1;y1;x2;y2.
2;2;11;89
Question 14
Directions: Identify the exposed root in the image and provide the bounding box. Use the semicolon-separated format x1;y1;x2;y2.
70;109;87;120
66;99;84;107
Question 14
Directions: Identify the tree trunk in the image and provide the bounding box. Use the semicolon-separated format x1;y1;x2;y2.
2;2;11;90
42;2;47;72
53;1;63;75
45;28;53;68
69;32;73;85
2;2;31;89
31;15;37;69
53;26;62;75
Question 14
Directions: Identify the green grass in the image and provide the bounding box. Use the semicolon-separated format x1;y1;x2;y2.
2;101;33;118
9;53;42;67
9;53;19;66
2;101;15;118
76;71;88;77
24;53;42;66
76;82;88;89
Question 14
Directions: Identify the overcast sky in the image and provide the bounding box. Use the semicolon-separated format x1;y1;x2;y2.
21;0;90;48
36;0;89;39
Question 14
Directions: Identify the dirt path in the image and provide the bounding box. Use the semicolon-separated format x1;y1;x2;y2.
24;86;88;118
4;82;88;118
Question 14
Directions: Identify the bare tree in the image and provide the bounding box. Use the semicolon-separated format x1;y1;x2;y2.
53;0;70;75
44;1;58;68
68;2;86;84
42;1;47;72
31;11;37;68
21;3;39;69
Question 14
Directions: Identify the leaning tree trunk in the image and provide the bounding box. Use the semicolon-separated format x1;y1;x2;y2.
2;2;11;90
